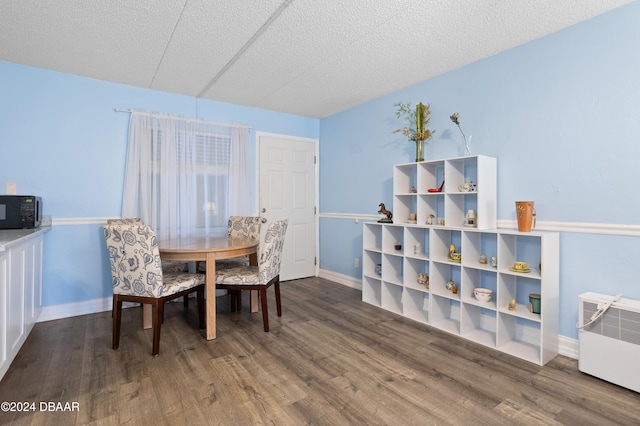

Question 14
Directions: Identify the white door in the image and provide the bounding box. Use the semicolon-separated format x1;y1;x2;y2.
257;133;317;281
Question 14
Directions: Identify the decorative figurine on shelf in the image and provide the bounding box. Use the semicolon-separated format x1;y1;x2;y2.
426;214;435;225
479;254;488;264
449;244;461;263
410;186;417;193
428;180;445;193
451;283;458;294
508;298;517;311
377;203;393;223
446;279;455;291
464;209;477;227
491;256;497;268
418;273;429;289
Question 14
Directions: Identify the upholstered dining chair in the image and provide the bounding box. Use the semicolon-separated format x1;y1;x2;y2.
104;223;205;356
107;218;188;273
198;216;262;271
215;219;288;332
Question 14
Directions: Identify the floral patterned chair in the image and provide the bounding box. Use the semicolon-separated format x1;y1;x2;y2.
198;216;262;271
104;222;205;356
107;218;188;274
215;219;288;332
107;218;191;313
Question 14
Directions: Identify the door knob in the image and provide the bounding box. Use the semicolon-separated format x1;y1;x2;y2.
261;208;267;213
261;218;267;223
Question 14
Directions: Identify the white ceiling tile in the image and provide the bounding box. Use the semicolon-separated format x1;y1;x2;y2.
0;0;634;117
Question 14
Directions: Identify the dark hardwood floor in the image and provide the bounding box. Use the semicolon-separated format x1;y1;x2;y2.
1;277;639;425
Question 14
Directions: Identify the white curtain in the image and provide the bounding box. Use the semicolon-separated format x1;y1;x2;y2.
121;110;253;240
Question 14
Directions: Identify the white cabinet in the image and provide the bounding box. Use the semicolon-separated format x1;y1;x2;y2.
0;230;45;381
364;156;559;366
393;155;497;230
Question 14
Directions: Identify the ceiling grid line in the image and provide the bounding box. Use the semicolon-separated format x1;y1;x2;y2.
148;0;191;89
196;0;295;98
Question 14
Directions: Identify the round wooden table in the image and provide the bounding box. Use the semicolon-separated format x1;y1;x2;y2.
158;236;259;340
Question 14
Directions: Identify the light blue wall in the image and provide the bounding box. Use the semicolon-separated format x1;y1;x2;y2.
0;61;318;307
2;3;639;341
319;2;640;339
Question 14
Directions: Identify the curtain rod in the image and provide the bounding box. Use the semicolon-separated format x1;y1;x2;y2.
114;108;251;130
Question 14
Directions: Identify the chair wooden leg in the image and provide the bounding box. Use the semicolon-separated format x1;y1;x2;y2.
197;286;205;329
229;291;236;312
183;295;189;308
152;299;163;356
228;290;242;312
274;280;282;317
112;296;122;349
260;287;269;332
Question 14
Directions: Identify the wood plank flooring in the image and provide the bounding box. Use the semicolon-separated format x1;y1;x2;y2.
1;277;639;425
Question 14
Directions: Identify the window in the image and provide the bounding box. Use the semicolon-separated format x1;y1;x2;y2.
121;110;252;240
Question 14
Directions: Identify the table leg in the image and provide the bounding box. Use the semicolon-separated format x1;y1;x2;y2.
249;252;259;313
205;252;217;340
143;304;152;329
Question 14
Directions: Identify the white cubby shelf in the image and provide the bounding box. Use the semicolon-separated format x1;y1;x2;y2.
363;156;559;366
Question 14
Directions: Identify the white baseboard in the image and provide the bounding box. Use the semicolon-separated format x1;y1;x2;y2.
36;290;228;323
318;269;362;290
559;335;579;359
38;297;113;322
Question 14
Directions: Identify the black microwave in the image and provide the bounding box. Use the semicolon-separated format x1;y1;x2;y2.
0;195;42;229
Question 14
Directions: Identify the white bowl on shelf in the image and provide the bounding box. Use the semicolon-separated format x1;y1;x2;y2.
473;288;493;303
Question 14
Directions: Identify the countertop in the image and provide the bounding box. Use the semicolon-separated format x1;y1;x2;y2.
0;226;52;252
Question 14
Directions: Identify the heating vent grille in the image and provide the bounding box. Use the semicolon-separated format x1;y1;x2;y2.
578;292;640;393
581;301;640;345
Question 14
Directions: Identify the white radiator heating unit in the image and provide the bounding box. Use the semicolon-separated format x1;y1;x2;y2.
578;292;640;393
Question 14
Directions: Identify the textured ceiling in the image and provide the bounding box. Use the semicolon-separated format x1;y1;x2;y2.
0;0;634;118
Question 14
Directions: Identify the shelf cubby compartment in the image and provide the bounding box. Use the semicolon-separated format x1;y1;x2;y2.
402;287;429;324
445;155;497;229
445;193;479;228
362;249;382;279
418;193;444;226
403;257;430;292
431;228;462;264
381;281;403;315
362;276;382;307
498;232;543;279
417;160;444;193
404;227;429;260
445;156;478;192
430;261;461;300
381;253;403;286
461;230;498;271
461;267;497;308
363;223;382;251
382;224;405;254
393;194;417;226
497;273;541;320
497;314;542;365
431;294;461;335
461;303;496;348
393;163;417;195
